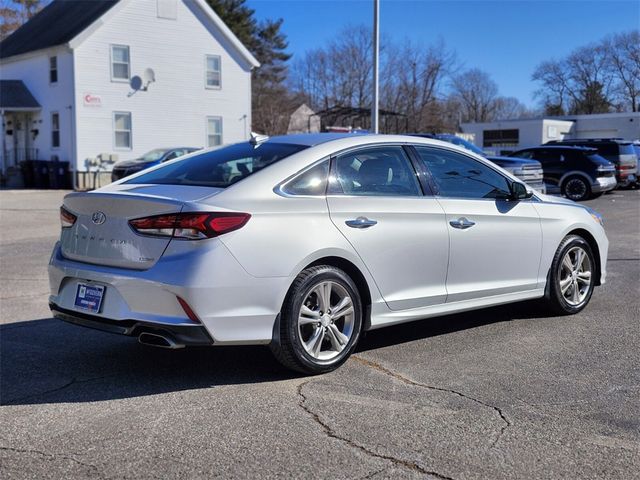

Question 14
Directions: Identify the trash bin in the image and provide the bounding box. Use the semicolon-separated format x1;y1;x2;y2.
48;161;71;189
32;160;50;189
20;161;35;188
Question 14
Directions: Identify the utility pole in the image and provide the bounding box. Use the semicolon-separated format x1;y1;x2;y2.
371;0;380;134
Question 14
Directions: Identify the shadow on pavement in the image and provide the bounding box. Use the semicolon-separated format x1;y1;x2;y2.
1;301;548;406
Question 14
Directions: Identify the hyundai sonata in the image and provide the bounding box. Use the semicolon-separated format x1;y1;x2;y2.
49;134;608;374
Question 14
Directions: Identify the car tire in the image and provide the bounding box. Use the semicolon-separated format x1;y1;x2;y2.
271;265;363;374
543;235;596;315
562;176;591;201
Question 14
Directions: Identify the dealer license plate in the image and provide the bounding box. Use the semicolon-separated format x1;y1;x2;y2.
74;283;105;314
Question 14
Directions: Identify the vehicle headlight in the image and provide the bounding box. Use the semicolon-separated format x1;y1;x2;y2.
584;206;604;226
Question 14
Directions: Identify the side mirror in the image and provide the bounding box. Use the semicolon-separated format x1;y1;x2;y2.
510;181;533;200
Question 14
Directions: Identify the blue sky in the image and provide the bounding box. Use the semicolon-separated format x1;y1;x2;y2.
247;0;640;107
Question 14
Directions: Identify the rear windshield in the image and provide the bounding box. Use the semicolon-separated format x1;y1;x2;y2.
125;142;308;188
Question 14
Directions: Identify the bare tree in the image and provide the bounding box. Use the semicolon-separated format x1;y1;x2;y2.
450;68;499;122
0;0;46;39
382;39;456;131
604;30;640;112
532;31;640;114
532;59;571;115
290;25;375;111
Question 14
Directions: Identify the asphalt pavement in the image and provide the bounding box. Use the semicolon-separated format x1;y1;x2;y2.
1;188;638;479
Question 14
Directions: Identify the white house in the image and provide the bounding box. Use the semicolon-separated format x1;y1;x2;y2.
461;112;640;154
0;0;259;188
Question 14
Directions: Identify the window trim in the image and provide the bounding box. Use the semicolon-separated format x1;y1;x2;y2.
327;144;425;198
49;55;58;84
411;144;519;201
204;54;222;89
205;116;223;147
113;111;132;150
110;44;130;82
51;111;60;149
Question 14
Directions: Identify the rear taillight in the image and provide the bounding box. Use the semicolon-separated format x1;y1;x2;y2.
129;212;250;240
60;206;77;228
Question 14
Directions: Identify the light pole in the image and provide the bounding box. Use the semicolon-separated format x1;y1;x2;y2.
371;0;379;134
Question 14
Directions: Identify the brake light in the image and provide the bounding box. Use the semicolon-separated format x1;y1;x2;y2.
129;212;250;239
60;206;77;228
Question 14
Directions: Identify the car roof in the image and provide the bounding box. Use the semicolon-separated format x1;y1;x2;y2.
519;145;598;152
264;133;371;147
548;138;631;145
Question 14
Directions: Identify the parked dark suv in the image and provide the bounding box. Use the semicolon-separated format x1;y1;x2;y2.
545;138;638;188
509;146;616;201
411;133;546;193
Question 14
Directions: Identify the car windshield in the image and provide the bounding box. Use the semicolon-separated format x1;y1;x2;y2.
125;142;309;188
140;149;170;162
439;135;485;156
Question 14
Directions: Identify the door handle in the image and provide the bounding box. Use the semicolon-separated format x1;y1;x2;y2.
345;216;378;229
449;217;475;229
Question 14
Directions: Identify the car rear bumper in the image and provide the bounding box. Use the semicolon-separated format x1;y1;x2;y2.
50;303;213;347
593;176;618;193
48;241;289;346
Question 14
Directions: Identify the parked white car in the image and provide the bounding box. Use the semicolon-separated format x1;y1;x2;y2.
49;134;608;373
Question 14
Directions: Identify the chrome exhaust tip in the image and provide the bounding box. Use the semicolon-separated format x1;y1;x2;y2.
138;332;185;349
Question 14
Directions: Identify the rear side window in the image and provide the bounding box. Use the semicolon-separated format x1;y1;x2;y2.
281;160;329;196
126;142;308;188
415;146;511;199
511;150;533;159
330;146;421;196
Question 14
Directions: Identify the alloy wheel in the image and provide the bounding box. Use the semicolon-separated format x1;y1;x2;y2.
297;281;355;361
565;178;588;201
558;246;592;306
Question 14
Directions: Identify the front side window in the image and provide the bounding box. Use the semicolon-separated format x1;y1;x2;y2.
331;146;421;196
281;160;329;196
51;112;60;148
206;116;222;147
49;56;58;83
415;146;511;199
113;112;132;149
111;45;130;80
125;142;308;188
205;55;221;88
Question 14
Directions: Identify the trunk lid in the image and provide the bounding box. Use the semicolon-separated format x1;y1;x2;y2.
60;185;222;269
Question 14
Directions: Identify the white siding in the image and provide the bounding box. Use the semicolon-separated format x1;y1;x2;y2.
73;0;252;171
0;47;75;164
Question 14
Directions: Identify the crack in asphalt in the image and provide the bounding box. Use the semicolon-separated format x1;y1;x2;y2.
297;381;455;480
352;355;511;449
2;374;120;405
0;446;101;475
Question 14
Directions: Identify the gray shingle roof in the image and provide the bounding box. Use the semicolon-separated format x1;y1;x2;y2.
0;0;119;60
0;80;41;109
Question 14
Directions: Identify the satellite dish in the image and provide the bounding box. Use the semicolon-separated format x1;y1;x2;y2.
142;68;156;86
129;75;143;91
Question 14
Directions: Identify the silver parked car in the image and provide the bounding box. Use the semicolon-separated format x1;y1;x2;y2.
49;134;608;374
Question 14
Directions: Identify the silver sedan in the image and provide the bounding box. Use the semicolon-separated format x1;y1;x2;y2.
49;134;608;373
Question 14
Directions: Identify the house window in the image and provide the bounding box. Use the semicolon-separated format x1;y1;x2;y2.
113;112;132;149
205;55;221;88
49;56;58;83
206;117;222;147
51;112;60;148
111;45;130;81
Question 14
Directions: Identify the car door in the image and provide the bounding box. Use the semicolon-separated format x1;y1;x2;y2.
326;145;449;311
413;145;543;303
